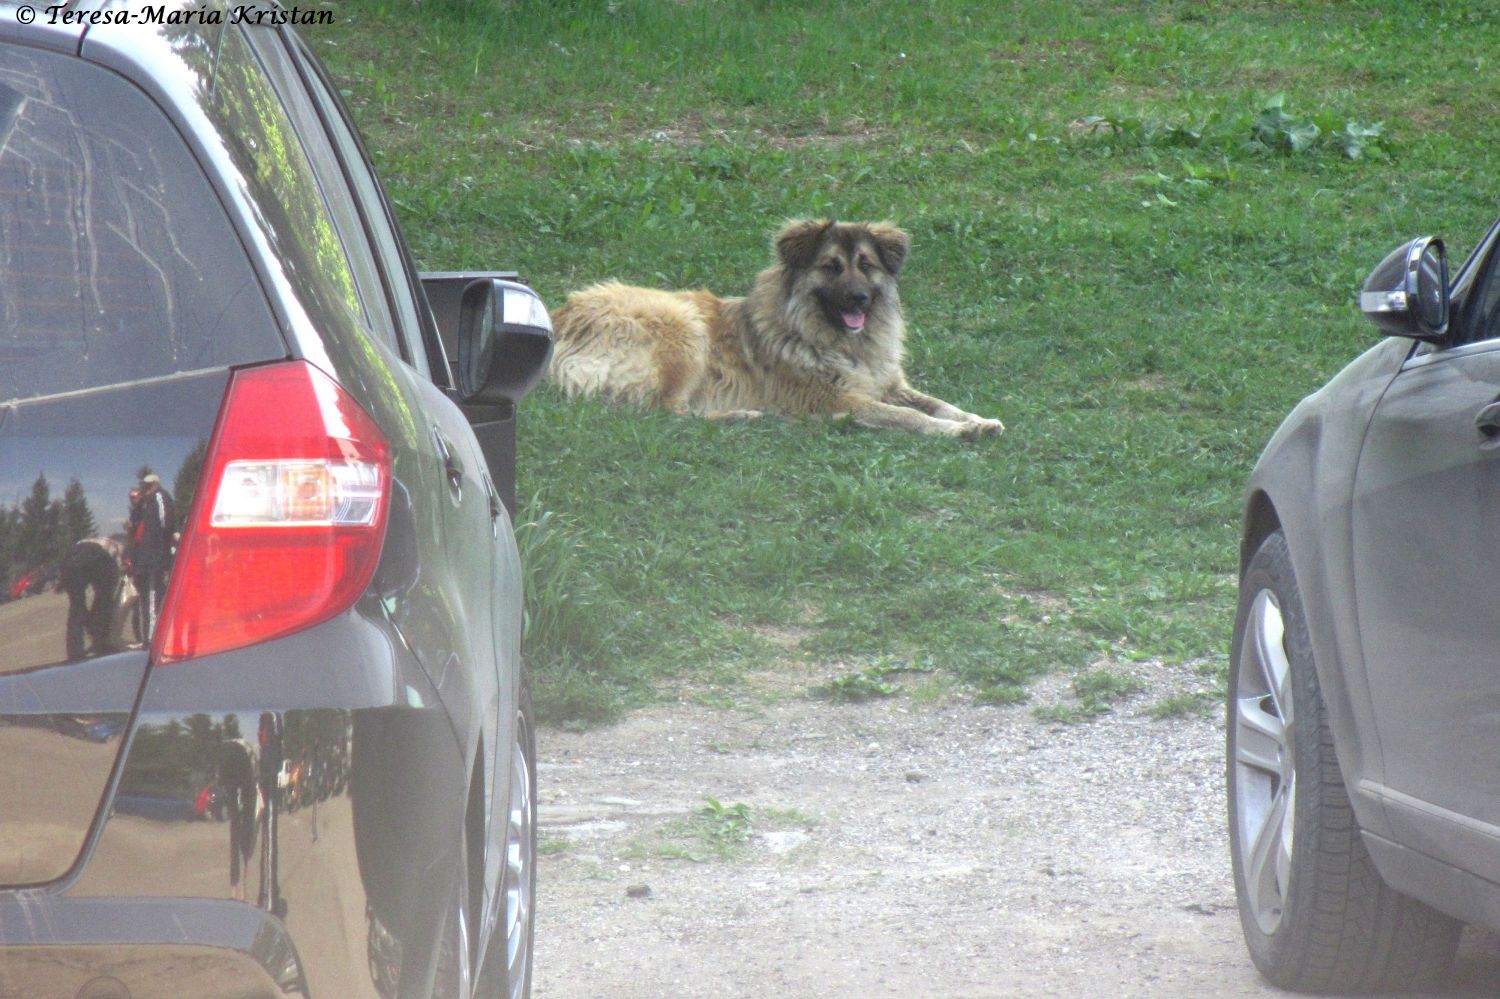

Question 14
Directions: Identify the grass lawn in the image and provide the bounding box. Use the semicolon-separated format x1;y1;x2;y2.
316;0;1500;724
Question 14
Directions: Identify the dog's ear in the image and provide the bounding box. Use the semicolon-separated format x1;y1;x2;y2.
867;223;910;276
774;218;832;271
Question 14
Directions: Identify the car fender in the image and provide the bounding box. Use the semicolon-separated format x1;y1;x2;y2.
1242;335;1411;839
476;505;525;975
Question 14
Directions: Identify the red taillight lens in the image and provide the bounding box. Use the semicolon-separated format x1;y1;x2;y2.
153;360;392;664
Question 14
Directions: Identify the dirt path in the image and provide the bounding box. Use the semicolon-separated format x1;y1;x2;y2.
532;667;1500;998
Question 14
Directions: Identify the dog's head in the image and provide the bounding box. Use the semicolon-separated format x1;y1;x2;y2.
773;219;909;337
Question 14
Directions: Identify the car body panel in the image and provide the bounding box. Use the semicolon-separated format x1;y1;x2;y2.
0;372;229;884
1242;335;1411;841
3;608;463;999
1352;341;1500;875
0;934;294;999
1362;829;1500;940
0;1;82;53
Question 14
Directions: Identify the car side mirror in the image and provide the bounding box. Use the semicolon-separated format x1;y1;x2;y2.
456;279;553;406
1360;236;1448;341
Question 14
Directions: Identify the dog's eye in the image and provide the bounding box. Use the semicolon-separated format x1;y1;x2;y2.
820;259;843;275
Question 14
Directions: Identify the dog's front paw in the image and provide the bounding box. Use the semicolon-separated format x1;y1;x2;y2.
958;417;1005;440
950;421;986;442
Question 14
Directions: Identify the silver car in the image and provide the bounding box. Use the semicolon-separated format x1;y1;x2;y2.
1228;228;1499;990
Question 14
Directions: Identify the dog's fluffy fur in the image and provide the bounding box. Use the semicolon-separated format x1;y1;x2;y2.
547;219;1004;439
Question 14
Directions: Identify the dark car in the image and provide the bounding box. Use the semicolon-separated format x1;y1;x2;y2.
1227;226;1500;991
0;5;550;998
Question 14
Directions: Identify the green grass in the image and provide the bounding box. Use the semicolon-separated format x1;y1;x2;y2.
314;1;1500;724
626;797;817;863
1033;667;1149;724
1147;690;1221;721
1030;666;1148;724
810;655;935;703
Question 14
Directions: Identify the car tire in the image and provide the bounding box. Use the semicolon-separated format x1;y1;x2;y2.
488;680;536;999
460;680;536;999
1228;530;1462;992
438;678;537;996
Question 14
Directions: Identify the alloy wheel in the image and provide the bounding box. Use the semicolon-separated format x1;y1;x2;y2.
503;709;535;999
1232;588;1296;935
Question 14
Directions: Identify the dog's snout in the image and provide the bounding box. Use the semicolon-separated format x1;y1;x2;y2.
846;288;870;307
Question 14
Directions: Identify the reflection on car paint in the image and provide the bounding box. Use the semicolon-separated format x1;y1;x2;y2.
0;711;128;884
0;372;225;677
66;703;458;999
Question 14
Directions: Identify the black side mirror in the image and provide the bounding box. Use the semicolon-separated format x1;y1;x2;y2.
1360;236;1448;341
456;279;553;406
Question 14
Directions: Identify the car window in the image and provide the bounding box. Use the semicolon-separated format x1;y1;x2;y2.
292;44;446;385
249;30;400;354
0;44;284;404
196;25;368;357
1455;243;1500;347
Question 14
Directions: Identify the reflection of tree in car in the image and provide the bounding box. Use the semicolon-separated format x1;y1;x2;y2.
0;473;96;603
172;438;208;534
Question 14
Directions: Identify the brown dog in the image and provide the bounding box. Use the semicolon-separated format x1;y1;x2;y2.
547;219;1004;439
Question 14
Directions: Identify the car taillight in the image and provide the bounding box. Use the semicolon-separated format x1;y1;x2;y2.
153;360;391;664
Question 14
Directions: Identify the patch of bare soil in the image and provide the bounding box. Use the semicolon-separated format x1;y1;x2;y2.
533;666;1500;997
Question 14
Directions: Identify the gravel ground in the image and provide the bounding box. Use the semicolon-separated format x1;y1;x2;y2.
532;664;1500;998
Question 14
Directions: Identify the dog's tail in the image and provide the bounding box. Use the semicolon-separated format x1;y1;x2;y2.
547;333;640;402
547;282;704;409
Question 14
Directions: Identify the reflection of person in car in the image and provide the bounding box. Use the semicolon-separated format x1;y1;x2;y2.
217;737;259;903
129;473;174;641
124;488;143;642
58;537;127;660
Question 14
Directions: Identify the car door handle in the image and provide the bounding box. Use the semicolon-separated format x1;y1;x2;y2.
432;428;464;498
482;472;502;534
482;473;501;521
1476;402;1500;439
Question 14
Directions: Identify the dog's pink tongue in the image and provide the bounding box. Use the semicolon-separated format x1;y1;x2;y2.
842;311;866;331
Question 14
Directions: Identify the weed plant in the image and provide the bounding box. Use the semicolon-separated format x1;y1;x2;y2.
318;1;1500;723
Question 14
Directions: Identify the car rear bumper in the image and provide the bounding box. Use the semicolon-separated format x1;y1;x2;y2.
0;609;466;999
0;901;298;999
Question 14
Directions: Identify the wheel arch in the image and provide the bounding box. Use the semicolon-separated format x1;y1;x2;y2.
465;738;488;980
1239;489;1282;581
1240;482;1390;843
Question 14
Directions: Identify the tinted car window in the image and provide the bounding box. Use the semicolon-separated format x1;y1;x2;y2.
1456;243;1500;346
0;45;283;404
295;50;437;382
251;30;394;345
196;25;367;354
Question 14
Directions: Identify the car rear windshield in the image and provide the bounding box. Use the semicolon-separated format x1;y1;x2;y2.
0;44;283;405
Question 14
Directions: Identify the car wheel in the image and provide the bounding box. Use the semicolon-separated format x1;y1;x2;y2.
1228;530;1461;992
433;852;474;999
497;682;536;999
436;682;536;999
